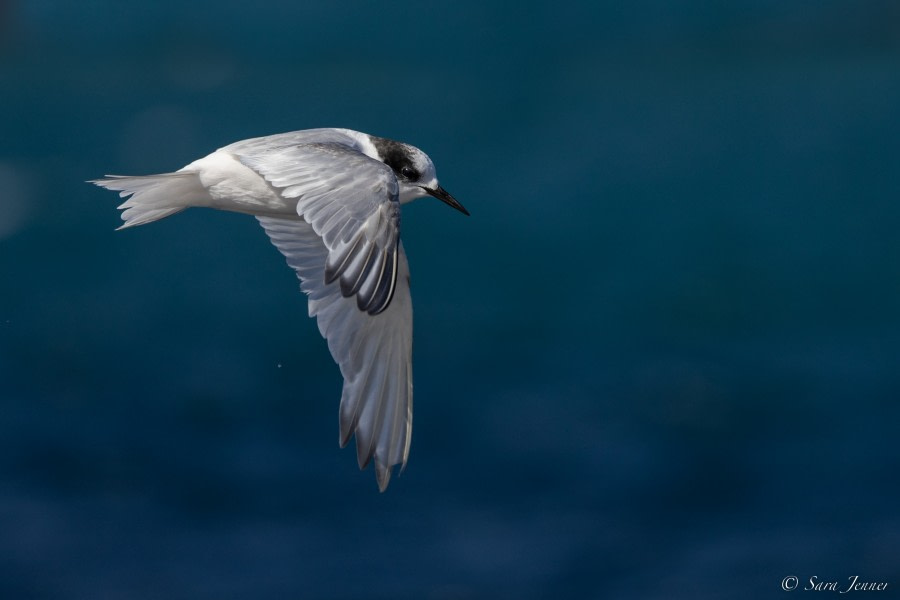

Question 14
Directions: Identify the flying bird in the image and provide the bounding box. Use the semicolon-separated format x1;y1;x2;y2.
91;128;469;491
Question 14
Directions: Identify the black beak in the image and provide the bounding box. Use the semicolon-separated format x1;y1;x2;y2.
424;185;470;216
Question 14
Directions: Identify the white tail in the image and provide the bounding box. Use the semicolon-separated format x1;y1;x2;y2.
91;172;208;229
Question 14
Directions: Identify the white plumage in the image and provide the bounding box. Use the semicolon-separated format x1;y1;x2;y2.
91;128;468;491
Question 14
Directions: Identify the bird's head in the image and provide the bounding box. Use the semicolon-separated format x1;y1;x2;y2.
367;136;469;215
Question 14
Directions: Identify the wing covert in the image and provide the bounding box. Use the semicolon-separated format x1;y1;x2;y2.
238;142;401;315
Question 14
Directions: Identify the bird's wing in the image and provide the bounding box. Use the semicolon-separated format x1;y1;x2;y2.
238;143;401;315
240;143;412;491
257;217;413;491
220;128;361;155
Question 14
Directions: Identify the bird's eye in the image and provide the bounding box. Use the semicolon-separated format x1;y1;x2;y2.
400;166;418;180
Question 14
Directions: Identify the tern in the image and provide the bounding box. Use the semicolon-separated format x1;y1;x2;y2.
91;128;469;491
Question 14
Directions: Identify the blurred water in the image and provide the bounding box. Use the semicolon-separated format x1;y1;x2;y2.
1;1;899;598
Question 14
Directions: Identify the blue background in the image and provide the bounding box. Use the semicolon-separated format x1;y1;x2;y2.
1;1;898;598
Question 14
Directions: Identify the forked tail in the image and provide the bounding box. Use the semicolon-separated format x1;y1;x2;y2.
90;171;207;229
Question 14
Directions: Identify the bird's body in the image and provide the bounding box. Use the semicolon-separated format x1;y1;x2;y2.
91;128;468;491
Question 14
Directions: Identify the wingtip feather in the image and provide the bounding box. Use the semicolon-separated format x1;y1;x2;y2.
375;462;391;492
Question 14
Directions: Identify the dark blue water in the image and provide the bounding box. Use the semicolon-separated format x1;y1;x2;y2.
1;1;898;598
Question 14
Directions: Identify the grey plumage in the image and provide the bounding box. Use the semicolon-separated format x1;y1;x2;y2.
91;128;467;491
